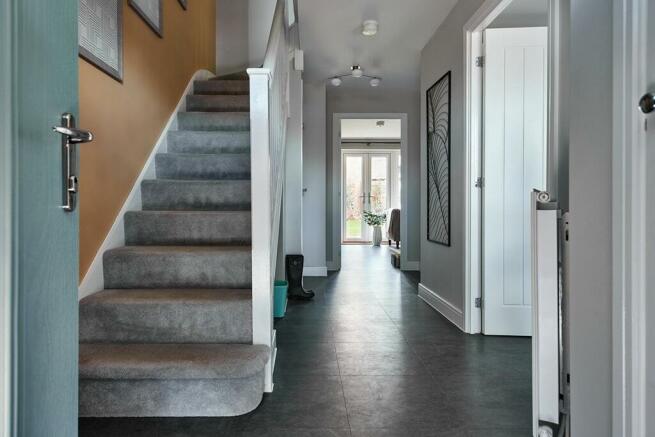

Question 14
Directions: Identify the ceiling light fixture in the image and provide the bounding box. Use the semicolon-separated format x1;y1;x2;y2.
376;120;385;127
362;20;378;36
328;65;382;88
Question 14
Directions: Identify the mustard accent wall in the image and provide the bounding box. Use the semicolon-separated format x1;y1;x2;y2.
78;0;216;280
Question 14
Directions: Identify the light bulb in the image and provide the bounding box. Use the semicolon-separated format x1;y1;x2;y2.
369;77;381;87
331;77;342;87
351;66;363;78
362;20;378;36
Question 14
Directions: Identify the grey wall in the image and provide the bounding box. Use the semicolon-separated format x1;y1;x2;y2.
418;0;485;312
215;0;249;75
555;0;570;210
325;88;421;267
567;0;613;434
302;82;327;271
488;0;548;28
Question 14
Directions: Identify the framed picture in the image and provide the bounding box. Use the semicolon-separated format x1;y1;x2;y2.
426;71;451;246
178;0;188;10
78;0;123;82
129;0;163;38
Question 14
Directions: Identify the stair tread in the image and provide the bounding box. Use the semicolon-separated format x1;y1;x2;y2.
81;288;252;305
79;343;269;380
106;245;252;255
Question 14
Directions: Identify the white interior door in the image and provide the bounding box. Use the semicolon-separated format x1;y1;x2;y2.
482;27;548;336
342;152;391;243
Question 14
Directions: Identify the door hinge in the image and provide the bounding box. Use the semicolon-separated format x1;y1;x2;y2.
475;297;483;308
475;56;485;67
475;177;484;188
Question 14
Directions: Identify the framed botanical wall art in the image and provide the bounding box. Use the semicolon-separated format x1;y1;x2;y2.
78;0;123;82
178;0;188;10
129;0;163;38
426;71;451;246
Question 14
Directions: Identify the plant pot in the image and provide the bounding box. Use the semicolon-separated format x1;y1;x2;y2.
372;226;382;246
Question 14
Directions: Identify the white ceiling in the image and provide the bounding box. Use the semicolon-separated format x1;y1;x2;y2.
298;0;458;91
341;119;402;140
489;0;548;27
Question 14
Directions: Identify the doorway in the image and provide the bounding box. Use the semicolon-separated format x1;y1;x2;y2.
342;152;399;243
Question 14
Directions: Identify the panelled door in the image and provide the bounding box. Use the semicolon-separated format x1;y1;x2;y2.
6;0;84;434
342;152;391;242
482;27;548;336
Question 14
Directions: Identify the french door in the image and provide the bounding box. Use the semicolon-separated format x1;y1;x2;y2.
342;152;391;243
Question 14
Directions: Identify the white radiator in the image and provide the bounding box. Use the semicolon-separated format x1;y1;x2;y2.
531;191;561;437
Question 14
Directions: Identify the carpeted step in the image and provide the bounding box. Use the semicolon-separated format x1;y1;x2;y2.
103;245;252;289
79;289;252;344
178;112;250;131
186;94;249;112
213;71;249;81
167;130;250;154
141;179;250;211
194;79;249;95
125;210;251;246
79;343;269;417
155;152;250;180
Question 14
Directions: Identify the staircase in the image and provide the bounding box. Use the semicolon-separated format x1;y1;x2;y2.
78;72;271;417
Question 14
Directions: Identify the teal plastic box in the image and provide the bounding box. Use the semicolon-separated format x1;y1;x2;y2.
273;280;288;318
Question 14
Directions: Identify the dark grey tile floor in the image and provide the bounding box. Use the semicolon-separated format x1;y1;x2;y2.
80;245;532;436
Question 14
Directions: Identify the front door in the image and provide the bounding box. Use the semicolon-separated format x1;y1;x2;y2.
342;152;391;243
6;0;82;434
482;27;548;336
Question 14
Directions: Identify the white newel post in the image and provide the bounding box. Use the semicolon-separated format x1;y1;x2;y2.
247;67;275;392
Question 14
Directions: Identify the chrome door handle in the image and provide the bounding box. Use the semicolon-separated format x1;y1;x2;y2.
638;92;655;114
52;113;94;212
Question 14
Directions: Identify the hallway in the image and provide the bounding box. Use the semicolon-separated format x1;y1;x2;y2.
80;245;531;436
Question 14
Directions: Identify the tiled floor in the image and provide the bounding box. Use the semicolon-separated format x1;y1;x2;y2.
80;245;532;436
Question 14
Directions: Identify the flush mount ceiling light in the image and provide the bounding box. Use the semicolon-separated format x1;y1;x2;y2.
376;120;385;127
362;20;378;36
328;65;382;88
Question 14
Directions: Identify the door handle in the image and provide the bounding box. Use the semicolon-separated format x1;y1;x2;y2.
638;92;655;114
52;113;94;212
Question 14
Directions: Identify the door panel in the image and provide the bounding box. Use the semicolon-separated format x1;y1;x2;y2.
12;0;79;434
483;27;548;336
369;154;390;213
343;154;365;241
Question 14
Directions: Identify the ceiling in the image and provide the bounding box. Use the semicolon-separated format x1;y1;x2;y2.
489;0;548;27
298;0;458;91
341;119;402;140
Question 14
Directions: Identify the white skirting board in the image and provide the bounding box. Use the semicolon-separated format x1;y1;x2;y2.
78;69;215;300
418;283;465;332
303;266;328;277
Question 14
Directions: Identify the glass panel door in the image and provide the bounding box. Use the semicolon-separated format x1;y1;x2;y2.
343;154;366;241
342;152;392;243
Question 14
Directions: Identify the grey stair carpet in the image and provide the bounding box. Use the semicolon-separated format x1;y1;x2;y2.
79;72;267;418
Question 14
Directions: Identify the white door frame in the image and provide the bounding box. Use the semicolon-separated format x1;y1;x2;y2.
463;0;561;334
612;0;648;434
1;0;14;434
331;113;409;270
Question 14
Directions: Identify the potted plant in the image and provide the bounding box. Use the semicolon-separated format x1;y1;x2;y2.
363;211;387;247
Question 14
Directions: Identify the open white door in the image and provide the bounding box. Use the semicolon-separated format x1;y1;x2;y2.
482;27;548;336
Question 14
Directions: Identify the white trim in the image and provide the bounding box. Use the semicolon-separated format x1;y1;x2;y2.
0;0;14;432
78;69;214;299
463;0;560;335
418;283;465;332
331;113;414;271
303;266;328;277
612;0;648;435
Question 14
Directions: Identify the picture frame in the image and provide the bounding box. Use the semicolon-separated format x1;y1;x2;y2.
78;0;123;82
129;0;163;38
426;71;451;246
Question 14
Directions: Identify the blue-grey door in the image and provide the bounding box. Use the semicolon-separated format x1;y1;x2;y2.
7;0;80;435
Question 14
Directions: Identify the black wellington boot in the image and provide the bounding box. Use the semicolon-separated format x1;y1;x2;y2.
286;254;315;300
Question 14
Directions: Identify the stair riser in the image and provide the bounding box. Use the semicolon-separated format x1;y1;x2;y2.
155;153;250;180
141;180;251;211
80;298;252;344
178;112;250;131
167;131;250;154
125;211;251;246
186;95;249;112
194;80;249;95
80;375;264;417
103;250;252;289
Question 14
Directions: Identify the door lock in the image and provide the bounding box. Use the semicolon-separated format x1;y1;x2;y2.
638;92;655;114
52;113;93;212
